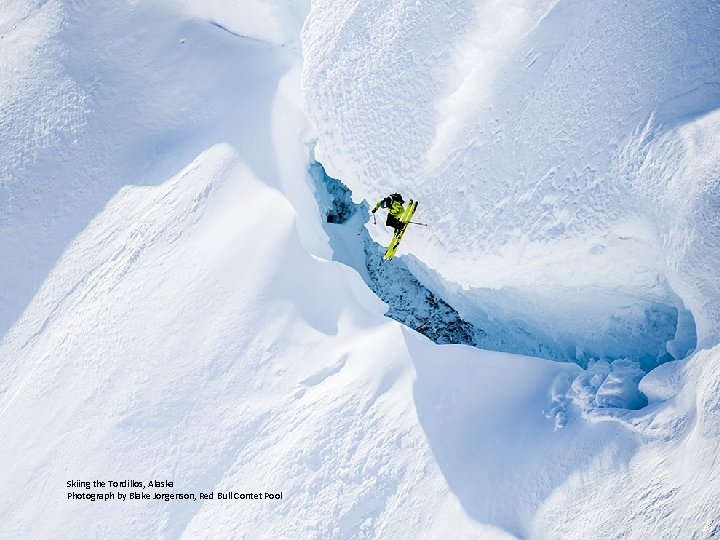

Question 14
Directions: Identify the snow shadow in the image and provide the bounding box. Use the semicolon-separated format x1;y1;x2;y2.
406;332;639;536
405;256;696;372
653;82;720;132
0;2;288;340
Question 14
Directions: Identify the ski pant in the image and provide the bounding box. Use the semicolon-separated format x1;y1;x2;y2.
386;214;404;231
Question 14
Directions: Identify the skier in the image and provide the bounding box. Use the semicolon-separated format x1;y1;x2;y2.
371;193;407;232
371;193;420;260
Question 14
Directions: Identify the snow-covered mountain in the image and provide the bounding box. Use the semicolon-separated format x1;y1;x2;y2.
1;0;718;538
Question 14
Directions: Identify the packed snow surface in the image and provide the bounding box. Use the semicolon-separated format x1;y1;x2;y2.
1;0;719;539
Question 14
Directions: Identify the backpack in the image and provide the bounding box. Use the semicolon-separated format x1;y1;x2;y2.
383;193;404;207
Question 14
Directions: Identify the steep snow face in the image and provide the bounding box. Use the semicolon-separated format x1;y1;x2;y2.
302;0;720;358
0;143;454;538
2;1;720;538
0;5;634;535
0;0;313;341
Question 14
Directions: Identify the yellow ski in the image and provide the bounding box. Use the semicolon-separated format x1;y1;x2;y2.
384;200;418;260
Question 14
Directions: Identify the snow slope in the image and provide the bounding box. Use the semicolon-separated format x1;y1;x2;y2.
0;0;312;341
1;0;720;539
302;0;720;362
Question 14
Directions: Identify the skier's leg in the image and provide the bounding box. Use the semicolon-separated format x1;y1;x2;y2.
386;214;404;229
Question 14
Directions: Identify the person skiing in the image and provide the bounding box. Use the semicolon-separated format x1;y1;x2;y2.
371;193;406;232
372;193;421;260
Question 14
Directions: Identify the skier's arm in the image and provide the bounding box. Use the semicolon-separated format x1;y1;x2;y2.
371;199;383;213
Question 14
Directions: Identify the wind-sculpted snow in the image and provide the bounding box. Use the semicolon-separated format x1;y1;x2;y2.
0;0;302;341
2;0;720;538
302;0;720;356
536;344;720;539
621;110;720;349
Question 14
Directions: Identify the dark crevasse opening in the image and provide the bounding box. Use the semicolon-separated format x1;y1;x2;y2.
308;158;697;402
310;160;482;346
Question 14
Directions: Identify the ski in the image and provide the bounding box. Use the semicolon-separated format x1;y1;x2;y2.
384;200;418;260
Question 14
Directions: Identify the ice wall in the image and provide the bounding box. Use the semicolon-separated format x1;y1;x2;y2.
302;0;720;354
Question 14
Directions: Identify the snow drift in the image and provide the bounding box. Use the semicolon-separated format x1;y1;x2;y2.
1;0;719;538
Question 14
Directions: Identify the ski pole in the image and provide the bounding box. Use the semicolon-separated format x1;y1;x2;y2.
408;221;428;226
